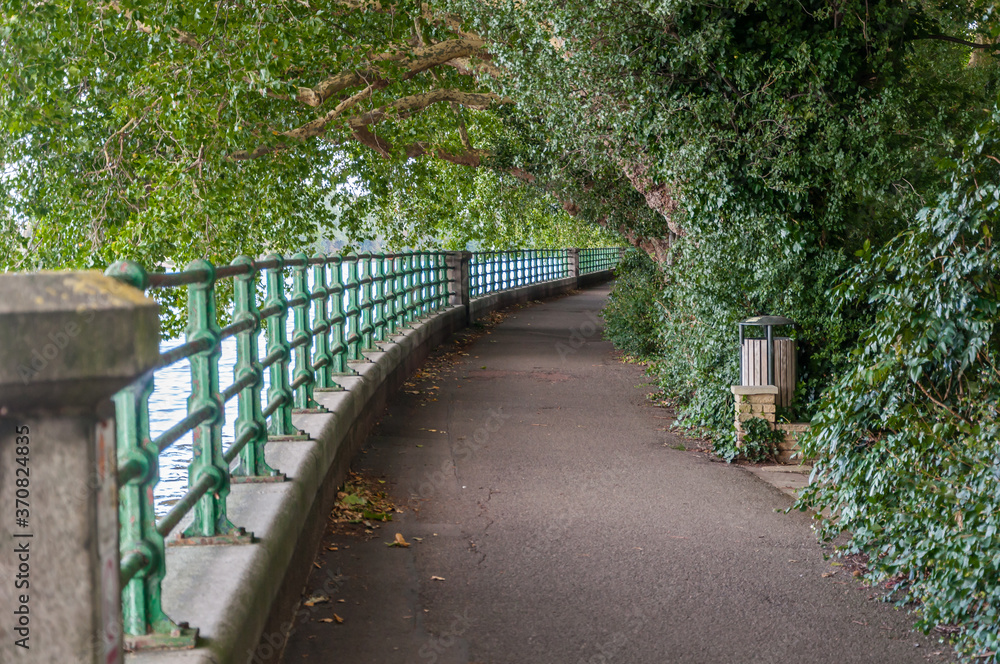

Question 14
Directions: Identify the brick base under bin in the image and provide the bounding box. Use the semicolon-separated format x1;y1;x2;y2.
731;385;809;464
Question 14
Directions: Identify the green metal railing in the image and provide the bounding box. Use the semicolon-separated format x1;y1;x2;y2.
469;249;572;297
579;247;622;274
105;250;449;649
102;245;623;650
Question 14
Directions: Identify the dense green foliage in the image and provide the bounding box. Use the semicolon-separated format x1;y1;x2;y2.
0;0;610;272
601;250;663;358
7;0;1000;657
799;115;1000;659
331;150;619;250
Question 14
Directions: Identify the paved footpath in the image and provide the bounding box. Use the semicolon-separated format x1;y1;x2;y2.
280;284;951;664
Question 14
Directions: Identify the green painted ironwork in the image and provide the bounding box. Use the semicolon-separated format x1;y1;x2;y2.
290;253;323;412
102;245;620;650
405;252;418;325
344;254;363;361
359;252;376;351
384;254;400;336
311;254;342;391
230;256;282;482
178;259;249;543
263;255;301;439
579;247;622;274
115;373;199;650
327;256;354;376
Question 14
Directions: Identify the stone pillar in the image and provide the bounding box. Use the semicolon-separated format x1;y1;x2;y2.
0;271;159;663
567;248;580;283
730;385;777;448
446;251;472;319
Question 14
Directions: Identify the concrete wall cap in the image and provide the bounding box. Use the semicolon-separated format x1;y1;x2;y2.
0;271;160;410
730;385;779;395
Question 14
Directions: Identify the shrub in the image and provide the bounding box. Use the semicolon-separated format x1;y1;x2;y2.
713;417;782;464
602;249;664;359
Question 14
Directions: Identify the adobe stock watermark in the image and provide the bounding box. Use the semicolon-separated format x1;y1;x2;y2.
577;605;650;664
417;607;473;663
414;406;510;500
245;567;346;664
521;510;576;559
69;615;123;664
520;473;605;560
555;311;602;362
15;310;96;385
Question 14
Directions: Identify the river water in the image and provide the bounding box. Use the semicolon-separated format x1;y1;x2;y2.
151;334;254;515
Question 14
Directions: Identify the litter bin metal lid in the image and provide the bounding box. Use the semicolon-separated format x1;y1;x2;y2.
739;315;795;326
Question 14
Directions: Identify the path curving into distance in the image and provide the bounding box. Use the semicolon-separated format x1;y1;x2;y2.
279;283;949;664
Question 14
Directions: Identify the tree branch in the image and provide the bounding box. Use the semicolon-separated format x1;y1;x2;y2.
349;89;509;128
295;38;487;107
907;34;1000;50
228;81;385;160
226;145;285;161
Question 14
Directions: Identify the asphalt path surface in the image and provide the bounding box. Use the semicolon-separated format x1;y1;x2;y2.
280;284;950;664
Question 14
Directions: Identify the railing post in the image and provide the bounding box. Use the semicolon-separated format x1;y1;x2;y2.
231;256;283;482
311;255;343;391
401;252;416;326
344;254;363;360
392;253;407;331
178;259;250;543
263;255;305;440
327;255;355;376
358;252;376;351
290;253;322;412
0;270;160;662
382;254;398;338
372;253;389;343
414;252;428;317
435;251;448;309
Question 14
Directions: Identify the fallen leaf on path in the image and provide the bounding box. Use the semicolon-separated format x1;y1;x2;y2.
333;614;345;624
303;594;330;607
431;575;445;581
387;533;411;548
318;618;334;623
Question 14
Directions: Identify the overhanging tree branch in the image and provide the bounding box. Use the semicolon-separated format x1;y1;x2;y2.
230;88;509;160
906;34;1000;50
294;38;489;107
